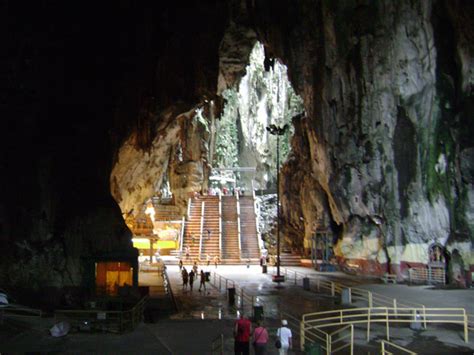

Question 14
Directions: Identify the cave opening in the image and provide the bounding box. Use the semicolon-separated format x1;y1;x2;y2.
1;2;473;352
109;41;305;283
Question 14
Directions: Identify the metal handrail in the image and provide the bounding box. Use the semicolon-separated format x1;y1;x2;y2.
55;296;148;333
162;267;178;311
218;191;222;257
179;216;185;254
1;305;43;318
277;266;425;310
199;201;205;260
210;271;236;291
381;340;417;354
302;306;469;343
211;334;224;354
252;181;263;254
236;193;242;259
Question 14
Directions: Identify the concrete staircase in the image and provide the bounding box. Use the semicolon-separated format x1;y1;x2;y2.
201;195;220;261
183;197;202;261
239;196;260;260
181;194;260;264
152;204;182;221
221;196;241;263
280;252;302;266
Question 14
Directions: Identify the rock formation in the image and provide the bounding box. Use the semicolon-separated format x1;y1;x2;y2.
1;0;472;302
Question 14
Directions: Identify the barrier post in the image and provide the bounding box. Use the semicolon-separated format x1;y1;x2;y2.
381;340;386;354
386;307;390;340
300;319;305;351
348;288;352;304
464;312;469;343
326;333;331;355
240;288;244;308
350;324;354;355
225;279;228;290
422;305;427;329
393;298;397;314
367;308;371;341
331;282;335;297
368;291;373;308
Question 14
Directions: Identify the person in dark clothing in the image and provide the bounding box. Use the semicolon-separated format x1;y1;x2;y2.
199;269;206;291
182;267;188;289
188;269;195;291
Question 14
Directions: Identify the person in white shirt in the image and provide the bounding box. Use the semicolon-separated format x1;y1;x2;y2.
276;319;292;354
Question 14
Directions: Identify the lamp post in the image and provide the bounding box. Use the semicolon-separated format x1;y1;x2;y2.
266;123;289;284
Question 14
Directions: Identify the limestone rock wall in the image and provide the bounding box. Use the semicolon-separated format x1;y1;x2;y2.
251;0;473;276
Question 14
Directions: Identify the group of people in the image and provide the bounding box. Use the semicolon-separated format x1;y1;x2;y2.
180;261;208;292
234;314;292;355
181;252;221;269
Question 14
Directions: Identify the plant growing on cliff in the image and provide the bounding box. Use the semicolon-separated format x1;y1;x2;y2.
215;42;304;186
214;89;239;168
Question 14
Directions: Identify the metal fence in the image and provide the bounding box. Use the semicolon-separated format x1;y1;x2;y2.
381;340;417;354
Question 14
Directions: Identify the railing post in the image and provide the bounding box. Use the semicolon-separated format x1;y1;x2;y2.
340;310;343;324
326;333;331;355
367;308;371;341
422;305;427;329
393;298;397;314
348;287;352;304
240;288;244;308
350;324;354;355
381;340;385;354
180;216;185;254
218;191;222;258
368;291;373;308
199;201;205;260
300;319;305;351
331;282;335;297
464;312;469;343
294;272;297;285
386;307;390;340
236;194;242;259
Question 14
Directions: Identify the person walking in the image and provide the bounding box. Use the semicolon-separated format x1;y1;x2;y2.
188;269;195;291
199;269;206;292
182;267;188;289
276;320;292;355
193;261;198;276
214;255;220;268
178;259;183;270
234;313;251;355
252;320;268;355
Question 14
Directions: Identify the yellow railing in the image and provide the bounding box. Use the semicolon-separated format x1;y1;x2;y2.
302;306;469;344
276;266;425;309
381;340;417;354
300;321;353;355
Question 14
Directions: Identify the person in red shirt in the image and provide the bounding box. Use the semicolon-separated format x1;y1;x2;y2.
234;313;252;355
